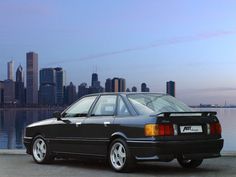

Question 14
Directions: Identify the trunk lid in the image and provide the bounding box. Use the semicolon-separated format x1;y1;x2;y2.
154;111;221;140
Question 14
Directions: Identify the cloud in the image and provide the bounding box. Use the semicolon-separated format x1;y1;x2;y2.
47;30;236;65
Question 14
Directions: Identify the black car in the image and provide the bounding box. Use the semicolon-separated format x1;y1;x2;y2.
24;93;224;172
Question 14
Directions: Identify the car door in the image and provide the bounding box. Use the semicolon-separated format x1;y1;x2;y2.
80;95;117;157
50;96;97;154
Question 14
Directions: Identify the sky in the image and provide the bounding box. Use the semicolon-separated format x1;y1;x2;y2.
1;0;236;105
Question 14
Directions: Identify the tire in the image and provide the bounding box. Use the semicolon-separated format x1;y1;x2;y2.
108;138;135;172
177;158;203;168
32;135;53;164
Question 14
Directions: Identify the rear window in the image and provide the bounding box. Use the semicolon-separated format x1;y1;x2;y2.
127;94;192;115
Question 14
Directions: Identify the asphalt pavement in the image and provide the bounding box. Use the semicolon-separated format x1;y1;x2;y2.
0;154;235;177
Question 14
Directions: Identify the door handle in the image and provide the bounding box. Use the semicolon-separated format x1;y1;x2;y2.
76;122;82;127
104;122;110;127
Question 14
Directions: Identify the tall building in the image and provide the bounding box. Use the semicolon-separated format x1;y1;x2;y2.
166;81;175;97
111;77;126;92
0;81;4;104
105;78;112;92
132;86;137;92
15;65;25;104
89;73;103;94
112;78;119;92
65;82;77;105
141;83;150;92
16;65;24;82
7;60;14;81
3;80;15;104
118;78;126;92
26;52;38;104
91;73;98;87
55;67;65;105
78;83;88;98
39;68;56;105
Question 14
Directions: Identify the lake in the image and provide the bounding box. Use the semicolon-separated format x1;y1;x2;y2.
0;108;235;152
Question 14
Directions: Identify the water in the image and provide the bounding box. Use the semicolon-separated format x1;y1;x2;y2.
0;108;235;151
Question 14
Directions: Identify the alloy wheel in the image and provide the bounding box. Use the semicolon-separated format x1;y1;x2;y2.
110;142;127;170
33;138;47;162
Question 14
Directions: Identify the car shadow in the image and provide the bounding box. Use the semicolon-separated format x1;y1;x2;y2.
49;158;221;175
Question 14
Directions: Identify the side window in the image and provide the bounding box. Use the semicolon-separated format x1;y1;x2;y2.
91;95;117;116
64;96;97;117
117;96;130;116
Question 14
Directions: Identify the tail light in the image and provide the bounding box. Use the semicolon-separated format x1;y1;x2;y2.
207;122;222;135
145;124;175;136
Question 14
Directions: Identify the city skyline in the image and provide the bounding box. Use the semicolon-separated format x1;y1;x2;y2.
1;1;236;105
0;55;154;106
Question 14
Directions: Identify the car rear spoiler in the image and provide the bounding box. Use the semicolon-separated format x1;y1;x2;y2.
154;111;217;118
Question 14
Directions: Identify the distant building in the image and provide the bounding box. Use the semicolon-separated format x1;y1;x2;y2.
55;67;65;105
118;78;126;92
3;80;15;104
7;60;14;81
39;68;56;105
141;83;150;92
26;52;38;104
91;73;98;87
89;73;103;94
111;77;126;92
105;78;112;92
65;82;77;105
166;81;175;97
78;83;88;98
0;81;4;104
15;65;25;104
132;86;137;92
112;78;119;92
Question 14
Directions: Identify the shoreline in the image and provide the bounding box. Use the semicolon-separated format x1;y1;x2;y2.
0;107;65;111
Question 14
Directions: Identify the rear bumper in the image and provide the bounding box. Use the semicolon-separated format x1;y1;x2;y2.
128;138;224;161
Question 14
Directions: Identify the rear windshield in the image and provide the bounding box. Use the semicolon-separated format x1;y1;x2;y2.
127;94;192;115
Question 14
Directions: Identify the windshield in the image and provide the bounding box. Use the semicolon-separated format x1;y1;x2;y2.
127;93;192;115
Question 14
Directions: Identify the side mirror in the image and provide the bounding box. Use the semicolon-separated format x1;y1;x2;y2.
53;111;62;120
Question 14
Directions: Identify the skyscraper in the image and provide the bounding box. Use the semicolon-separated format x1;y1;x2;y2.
105;78;112;92
112;78;119;92
26;52;38;104
91;73;98;87
118;78;126;92
78;83;88;98
89;73;103;94
15;65;25;104
166;81;175;97
3;79;15;104
39;68;56;105
7;60;14;81
65;82;77;105
55;67;65;105
16;65;24;82
0;81;4;104
111;77;126;92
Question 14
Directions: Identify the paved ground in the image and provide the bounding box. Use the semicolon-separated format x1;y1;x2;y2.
0;155;235;177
